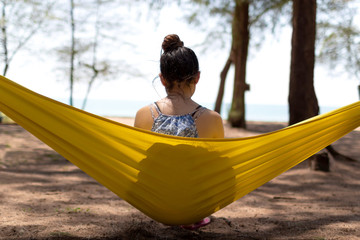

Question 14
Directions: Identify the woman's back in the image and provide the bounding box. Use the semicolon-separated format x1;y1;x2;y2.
135;98;224;138
150;102;204;137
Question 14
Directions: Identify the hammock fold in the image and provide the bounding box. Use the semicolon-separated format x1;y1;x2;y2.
0;75;359;225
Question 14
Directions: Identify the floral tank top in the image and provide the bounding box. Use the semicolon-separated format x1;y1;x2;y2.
150;102;206;138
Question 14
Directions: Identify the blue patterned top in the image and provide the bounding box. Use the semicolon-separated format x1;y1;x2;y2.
150;103;205;138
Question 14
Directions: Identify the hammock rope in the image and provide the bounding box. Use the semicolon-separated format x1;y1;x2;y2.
0;75;359;225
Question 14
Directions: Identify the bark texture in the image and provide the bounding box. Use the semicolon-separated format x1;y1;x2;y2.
227;0;250;128
288;0;319;125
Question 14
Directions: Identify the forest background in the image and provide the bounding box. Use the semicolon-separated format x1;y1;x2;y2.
1;0;360;125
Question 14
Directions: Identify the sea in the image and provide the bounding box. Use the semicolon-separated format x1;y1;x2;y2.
60;98;340;123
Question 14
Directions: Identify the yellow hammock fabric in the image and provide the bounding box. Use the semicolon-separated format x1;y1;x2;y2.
0;75;359;225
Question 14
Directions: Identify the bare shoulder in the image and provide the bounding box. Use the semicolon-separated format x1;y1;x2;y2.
134;105;153;130
199;108;223;124
196;108;224;138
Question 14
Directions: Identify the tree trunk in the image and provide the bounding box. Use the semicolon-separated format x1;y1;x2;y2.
308;152;330;172
228;0;250;128
288;0;319;125
214;55;232;114
290;0;338;169
82;76;96;110
1;1;9;76
69;0;75;106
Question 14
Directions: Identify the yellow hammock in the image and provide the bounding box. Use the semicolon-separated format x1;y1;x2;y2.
0;75;359;225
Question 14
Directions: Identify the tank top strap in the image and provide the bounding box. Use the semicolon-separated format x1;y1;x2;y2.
191;105;206;121
150;102;162;120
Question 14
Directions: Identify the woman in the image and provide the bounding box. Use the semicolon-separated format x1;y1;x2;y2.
134;34;224;229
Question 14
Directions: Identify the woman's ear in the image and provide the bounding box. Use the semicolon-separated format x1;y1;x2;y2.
159;73;167;87
194;71;200;84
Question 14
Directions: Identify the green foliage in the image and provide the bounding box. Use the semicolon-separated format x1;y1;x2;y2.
144;0;292;51
249;0;291;48
0;0;55;75
50;0;141;107
316;0;360;80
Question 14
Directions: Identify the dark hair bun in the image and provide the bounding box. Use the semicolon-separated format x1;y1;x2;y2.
162;34;184;53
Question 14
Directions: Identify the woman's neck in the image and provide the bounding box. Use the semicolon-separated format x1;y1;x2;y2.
166;92;191;101
166;84;195;100
157;93;197;115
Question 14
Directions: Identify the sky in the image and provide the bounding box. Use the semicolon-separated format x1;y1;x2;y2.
6;3;360;114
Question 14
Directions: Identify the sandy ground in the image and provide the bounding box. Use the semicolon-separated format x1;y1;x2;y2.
0;118;359;240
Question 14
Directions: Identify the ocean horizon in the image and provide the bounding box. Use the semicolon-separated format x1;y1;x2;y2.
57;98;340;123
